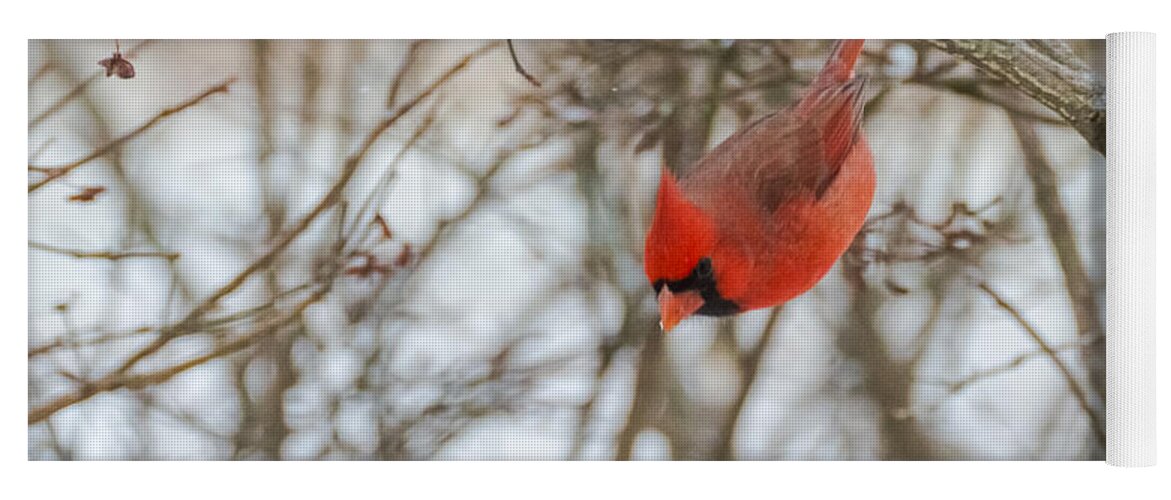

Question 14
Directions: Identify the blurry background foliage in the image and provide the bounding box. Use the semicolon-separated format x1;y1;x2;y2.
28;39;1104;460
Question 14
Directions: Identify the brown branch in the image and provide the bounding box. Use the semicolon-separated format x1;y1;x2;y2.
116;96;427;374
841;240;933;460
615;327;667;460
927;40;1105;154
977;282;1106;447
905;76;1069;127
714;306;782;460
105;44;495;382
1010;115;1105;441
29;287;328;425
29;62;53;87
386;40;424;108
30;241;179;261
90;43;484;384
28;77;236;192
943;338;1099;393
615;43;735;460
28;41;495;430
30;330;144;359
29;40;154;129
31;282;319;362
507;40;542;88
28;341;66;358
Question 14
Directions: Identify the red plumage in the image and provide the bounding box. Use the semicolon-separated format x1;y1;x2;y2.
644;40;875;332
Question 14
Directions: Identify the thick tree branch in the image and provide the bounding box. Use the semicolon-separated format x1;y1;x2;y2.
928;40;1105;154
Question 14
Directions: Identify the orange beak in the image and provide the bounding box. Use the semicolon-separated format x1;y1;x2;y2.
657;286;705;333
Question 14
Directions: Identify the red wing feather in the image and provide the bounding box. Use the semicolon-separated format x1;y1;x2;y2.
680;78;866;212
803;78;867;198
676;40;868;213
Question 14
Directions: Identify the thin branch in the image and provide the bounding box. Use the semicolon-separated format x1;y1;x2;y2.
943;338;1100;393
29;282;318;361
1009;115;1105;455
29;77;237;192
1010;116;1105;405
905;77;1069;127
109;43;495;382
977;282;1105;447
715;306;782;460
507;40;542;88
386;41;424;108
927;40;1105;154
30;241;179;261
29;333;141;359
29;287;328;425
29;40;154;129
841;239;933;460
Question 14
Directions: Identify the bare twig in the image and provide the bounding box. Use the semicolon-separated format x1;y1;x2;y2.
27;283;316;359
29;287;329;425
977;282;1105;447
28;332;146;359
1010;115;1105;439
30;241;179;261
386;41;424;108
927;40;1105;154
29;78;237;192
906;76;1069;127
943;338;1100;393
507;40;542;88
113;44;494;376
116;91;433;375
714;306;782;460
29;40;154;129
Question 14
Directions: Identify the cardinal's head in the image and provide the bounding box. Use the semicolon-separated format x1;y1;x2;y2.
643;168;745;332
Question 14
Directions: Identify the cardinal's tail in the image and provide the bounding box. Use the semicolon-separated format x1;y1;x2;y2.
813;39;865;87
797;39;868;180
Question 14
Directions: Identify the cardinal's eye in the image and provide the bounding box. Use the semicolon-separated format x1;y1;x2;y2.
695;257;713;279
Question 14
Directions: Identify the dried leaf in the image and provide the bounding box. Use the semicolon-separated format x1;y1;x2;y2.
68;186;106;202
98;52;135;79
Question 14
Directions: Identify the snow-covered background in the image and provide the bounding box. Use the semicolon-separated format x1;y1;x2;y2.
28;39;1105;460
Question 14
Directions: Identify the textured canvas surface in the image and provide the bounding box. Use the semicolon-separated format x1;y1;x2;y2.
28;39;1108;460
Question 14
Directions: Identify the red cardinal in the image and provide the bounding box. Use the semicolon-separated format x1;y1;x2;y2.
644;40;875;332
